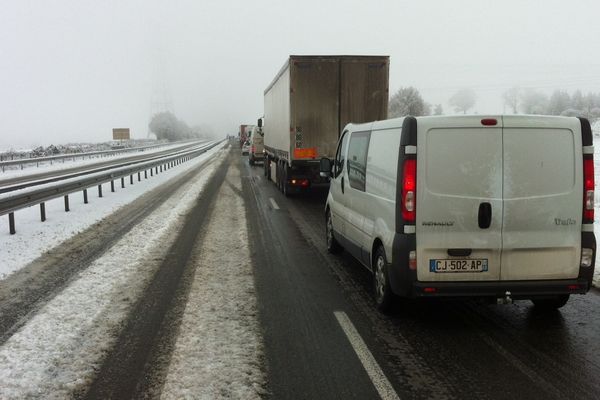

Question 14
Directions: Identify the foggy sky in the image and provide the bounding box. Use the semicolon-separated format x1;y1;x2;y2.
1;0;600;149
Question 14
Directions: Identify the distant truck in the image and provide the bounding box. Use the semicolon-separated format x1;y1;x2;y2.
239;124;249;148
263;55;389;195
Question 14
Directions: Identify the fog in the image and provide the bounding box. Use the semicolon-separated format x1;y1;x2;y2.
1;0;599;149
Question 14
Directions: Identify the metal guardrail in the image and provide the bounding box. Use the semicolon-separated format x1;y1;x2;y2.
0;140;224;234
0;141;210;195
0;140;199;172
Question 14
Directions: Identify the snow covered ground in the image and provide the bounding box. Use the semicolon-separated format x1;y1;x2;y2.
0;146;267;399
0;142;225;280
0;145;232;398
0;141;198;180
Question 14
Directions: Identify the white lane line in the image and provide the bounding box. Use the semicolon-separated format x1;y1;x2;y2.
334;311;401;400
269;197;280;210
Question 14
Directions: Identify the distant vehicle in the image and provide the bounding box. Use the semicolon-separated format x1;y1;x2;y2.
241;140;251;156
248;122;265;166
239;124;249;148
321;115;596;311
263;55;389;195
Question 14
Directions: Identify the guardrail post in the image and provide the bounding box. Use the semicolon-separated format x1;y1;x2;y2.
9;212;16;234
150;168;153;177
160;165;163;172
138;172;141;181
98;184;103;197
121;177;125;188
155;166;158;174
144;170;148;179
40;202;46;222
83;189;88;204
111;180;115;192
64;195;70;212
130;175;133;185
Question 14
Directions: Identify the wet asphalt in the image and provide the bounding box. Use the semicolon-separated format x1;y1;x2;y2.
241;154;600;400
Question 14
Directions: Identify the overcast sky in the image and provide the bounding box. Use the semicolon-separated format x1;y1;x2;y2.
1;0;600;149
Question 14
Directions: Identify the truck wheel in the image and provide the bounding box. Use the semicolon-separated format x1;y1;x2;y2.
276;162;281;190
282;165;289;196
373;246;395;312
532;295;570;309
326;210;342;254
264;156;269;177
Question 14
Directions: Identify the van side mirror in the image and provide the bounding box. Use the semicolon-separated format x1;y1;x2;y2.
257;118;263;128
319;157;332;178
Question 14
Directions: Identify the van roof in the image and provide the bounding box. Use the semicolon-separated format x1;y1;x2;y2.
343;115;581;133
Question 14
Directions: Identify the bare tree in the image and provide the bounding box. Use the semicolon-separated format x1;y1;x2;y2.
520;89;548;114
502;87;520;114
449;89;476;114
547;90;571;115
433;104;443;115
388;87;430;117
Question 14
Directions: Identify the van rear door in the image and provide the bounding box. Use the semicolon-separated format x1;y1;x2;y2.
416;117;503;281
500;116;582;280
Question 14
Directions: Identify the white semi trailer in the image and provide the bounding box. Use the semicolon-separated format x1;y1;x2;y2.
262;55;389;195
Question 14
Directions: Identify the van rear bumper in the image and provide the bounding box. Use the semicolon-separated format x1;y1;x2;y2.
411;279;590;298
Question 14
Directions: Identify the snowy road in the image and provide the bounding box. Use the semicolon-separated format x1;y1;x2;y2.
0;145;599;399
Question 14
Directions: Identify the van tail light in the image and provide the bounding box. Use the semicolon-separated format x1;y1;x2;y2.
583;155;594;222
402;158;417;222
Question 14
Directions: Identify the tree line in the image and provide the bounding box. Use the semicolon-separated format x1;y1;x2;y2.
149;111;212;141
389;86;600;120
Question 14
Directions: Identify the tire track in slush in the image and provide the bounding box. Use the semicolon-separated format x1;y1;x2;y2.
82;150;233;399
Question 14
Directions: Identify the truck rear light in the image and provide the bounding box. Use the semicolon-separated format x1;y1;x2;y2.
402;158;416;222
409;251;417;270
481;118;497;126
290;179;310;187
567;284;581;291
581;248;594;267
583;156;594;222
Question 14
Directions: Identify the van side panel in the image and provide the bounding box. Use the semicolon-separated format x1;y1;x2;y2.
501;116;582;280
416;117;503;282
364;128;401;264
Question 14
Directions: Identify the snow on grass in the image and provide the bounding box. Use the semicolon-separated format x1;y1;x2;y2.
0;142;225;280
160;161;266;399
0;141;200;180
0;148;229;399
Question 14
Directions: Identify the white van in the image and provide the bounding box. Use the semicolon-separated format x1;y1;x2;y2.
320;115;596;311
248;125;265;166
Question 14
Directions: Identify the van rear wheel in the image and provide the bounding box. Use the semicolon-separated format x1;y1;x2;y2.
326;210;342;254
373;246;395;312
531;295;570;309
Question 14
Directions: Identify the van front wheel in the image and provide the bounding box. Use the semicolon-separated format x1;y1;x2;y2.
531;295;570;309
326;210;342;254
373;246;394;312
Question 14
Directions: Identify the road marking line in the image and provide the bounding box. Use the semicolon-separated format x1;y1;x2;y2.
334;311;400;400
269;197;280;210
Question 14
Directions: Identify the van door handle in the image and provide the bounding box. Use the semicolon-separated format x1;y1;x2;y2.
447;248;472;257
341;177;345;194
478;202;492;229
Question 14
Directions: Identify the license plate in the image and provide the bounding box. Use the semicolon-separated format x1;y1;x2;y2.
429;259;488;273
